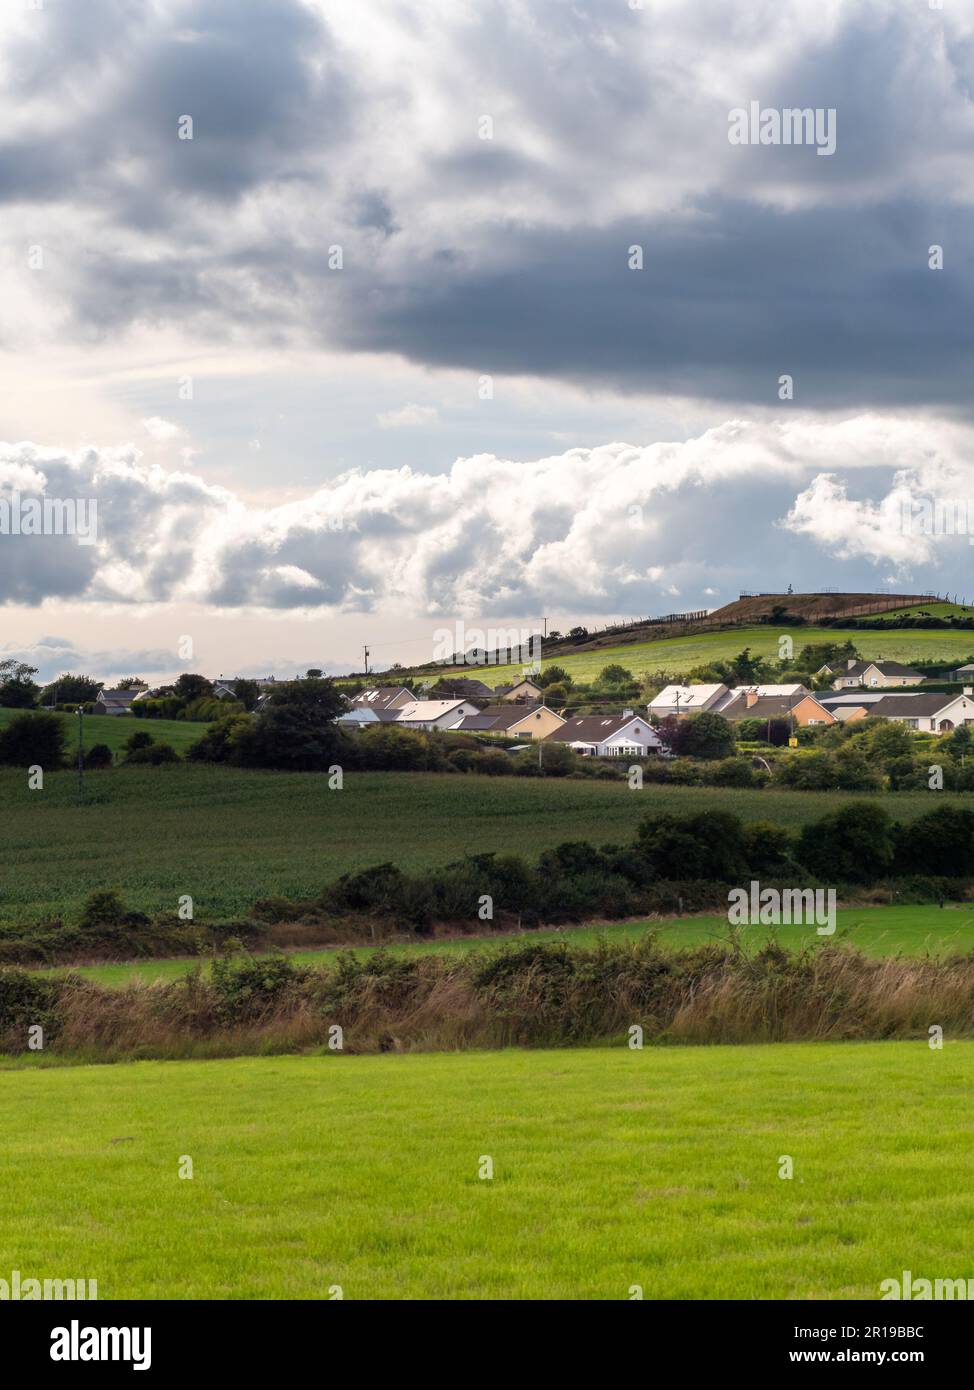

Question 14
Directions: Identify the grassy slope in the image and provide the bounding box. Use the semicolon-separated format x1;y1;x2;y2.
2;765;973;927
0;707;203;757
410;624;974;686
56;905;974;987
2;1043;972;1298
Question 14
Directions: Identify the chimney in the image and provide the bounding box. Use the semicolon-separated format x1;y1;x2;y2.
622;708;634;717
965;687;973;697
847;659;857;669
746;691;759;708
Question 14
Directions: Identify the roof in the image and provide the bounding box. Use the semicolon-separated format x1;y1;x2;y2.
727;684;808;697
545;714;654;743
96;688;138;706
395;699;471;722
650;683;727;709
351;686;413;709
869;694;964;718
453;715;505;732
430;677;495;697
837;660;922;678
819;690;924;706
720;692;818;721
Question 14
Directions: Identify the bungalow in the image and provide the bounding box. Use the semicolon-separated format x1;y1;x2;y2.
649;683;729;718
429;677;496;700
92;687;139;716
820;659;923;690
719;690;836;727
952;663;974;681
351;685;415;710
868;689;974;733
494;677;544;703
454;704;565;740
393;699;481;730
543;712;662;757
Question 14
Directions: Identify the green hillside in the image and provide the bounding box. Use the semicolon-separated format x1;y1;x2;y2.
408;624;974;687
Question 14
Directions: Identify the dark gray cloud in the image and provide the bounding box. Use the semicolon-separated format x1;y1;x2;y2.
2;0;973;409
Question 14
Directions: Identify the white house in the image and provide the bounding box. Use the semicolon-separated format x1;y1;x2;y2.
869;689;974;733
649;684;729;717
394;699;481;730
544;712;662;757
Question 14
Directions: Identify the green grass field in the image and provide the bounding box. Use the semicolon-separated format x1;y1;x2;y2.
2;1042;972;1298
2;764;972;927
0;707;203;758
49;905;974;987
413;624;974;687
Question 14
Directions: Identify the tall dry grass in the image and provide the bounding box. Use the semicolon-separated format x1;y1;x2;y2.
4;940;974;1061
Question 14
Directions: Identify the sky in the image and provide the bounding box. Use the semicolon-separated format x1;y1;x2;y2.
1;0;973;683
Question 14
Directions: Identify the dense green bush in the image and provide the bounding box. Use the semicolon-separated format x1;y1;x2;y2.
0;711;66;768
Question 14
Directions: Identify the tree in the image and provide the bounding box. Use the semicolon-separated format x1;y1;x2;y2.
686;711;734;760
234;678;348;771
597;664;633;686
40;673;101;706
895;805;974;877
635;810;749;881
797;803;896;883
537;665;573;689
306;668;323;679
115;676;147;691
231;679;261;712
173;673;214;703
0;659;40;708
0;711;66;767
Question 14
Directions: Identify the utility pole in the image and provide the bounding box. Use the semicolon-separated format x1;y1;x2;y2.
542;616;548;640
76;706;85;805
363;645;370;678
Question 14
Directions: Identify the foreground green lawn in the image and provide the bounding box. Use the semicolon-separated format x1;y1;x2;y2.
1;1043;971;1299
2;764;972;927
54;905;974;987
416;624;974;686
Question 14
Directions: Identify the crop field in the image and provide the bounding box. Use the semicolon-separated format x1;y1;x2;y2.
413;624;974;687
2;764;972;927
0;707;203;758
47;905;974;987
2;1042;972;1299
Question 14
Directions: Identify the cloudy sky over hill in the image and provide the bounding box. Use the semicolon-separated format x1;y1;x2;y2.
1;0;973;680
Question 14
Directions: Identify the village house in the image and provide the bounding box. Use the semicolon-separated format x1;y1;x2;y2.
92;687;146;715
951;663;974;682
429;677;496;700
494;677;544;703
718;690;836;727
819;659;923;690
454;704;565;740
649;683;729;717
543;712;662;757
350;686;415;710
867;689;974;733
393;699;481;730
